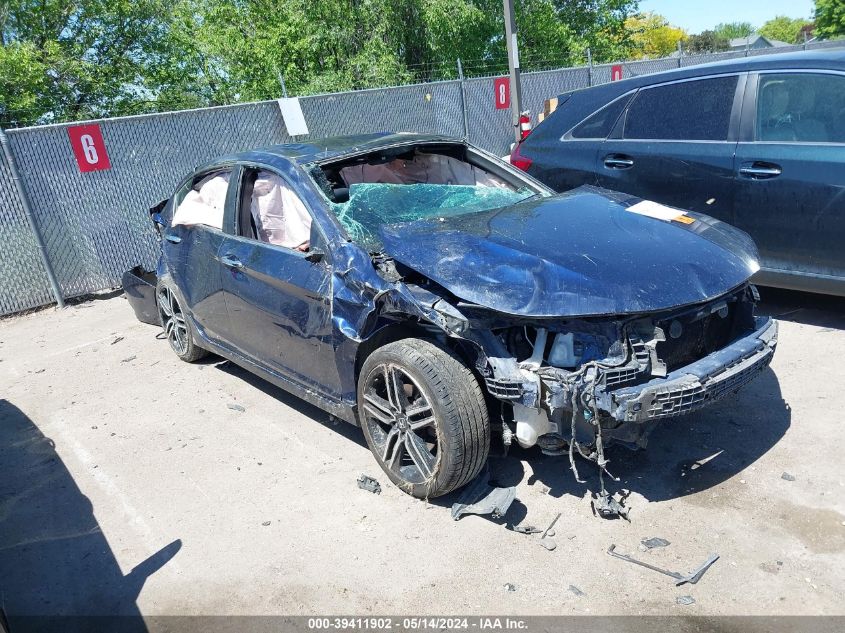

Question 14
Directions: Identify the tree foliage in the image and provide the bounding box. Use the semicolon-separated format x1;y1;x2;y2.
815;0;845;39
625;12;686;59
686;30;730;53
713;22;755;40
759;15;812;43
0;0;643;126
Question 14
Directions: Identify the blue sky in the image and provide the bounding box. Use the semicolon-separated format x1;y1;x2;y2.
639;0;816;33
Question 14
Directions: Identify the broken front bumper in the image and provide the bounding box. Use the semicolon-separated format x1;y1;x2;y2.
607;316;777;423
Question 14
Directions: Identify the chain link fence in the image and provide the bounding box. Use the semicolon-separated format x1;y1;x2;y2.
1;39;843;316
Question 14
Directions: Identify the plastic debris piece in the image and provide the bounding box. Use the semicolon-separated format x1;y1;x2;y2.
539;538;557;551
641;537;671;549
111;336;124;345
450;465;515;520
781;472;796;481
504;583;517;592
227;403;245;412
261;521;271;526
568;585;585;597
511;525;542;534
676;596;695;606
121;355;137;363
357;474;382;495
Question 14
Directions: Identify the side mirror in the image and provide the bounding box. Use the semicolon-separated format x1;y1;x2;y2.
152;212;166;236
304;248;325;264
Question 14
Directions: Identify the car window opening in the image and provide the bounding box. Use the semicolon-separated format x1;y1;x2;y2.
240;169;312;252
171;170;231;229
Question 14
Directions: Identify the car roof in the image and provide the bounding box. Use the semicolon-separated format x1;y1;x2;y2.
525;48;845;141
565;48;845;99
197;132;462;172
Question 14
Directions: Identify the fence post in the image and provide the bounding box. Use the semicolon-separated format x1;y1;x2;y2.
587;48;593;86
456;59;470;142
0;128;65;308
677;40;683;67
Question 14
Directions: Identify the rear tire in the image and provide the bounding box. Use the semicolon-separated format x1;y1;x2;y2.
357;338;489;498
156;281;208;363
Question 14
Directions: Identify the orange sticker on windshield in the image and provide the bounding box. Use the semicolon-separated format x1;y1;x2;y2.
673;215;695;225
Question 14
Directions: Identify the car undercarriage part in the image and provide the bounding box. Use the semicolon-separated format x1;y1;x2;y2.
607;544;719;586
356;474;382;494
450;465;516;520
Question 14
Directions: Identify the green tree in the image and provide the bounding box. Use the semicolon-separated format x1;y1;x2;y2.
0;0;176;126
759;15;812;43
815;0;845;39
0;0;643;124
625;12;687;59
713;22;755;40
686;30;730;53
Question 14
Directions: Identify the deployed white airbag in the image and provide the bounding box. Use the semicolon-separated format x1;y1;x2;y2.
250;171;312;249
172;172;230;229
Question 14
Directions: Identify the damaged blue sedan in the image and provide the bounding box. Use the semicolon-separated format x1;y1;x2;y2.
124;133;777;499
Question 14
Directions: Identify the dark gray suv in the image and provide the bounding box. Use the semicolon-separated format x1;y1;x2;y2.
512;50;845;296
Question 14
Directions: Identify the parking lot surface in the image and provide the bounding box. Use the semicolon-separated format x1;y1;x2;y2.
1;289;844;617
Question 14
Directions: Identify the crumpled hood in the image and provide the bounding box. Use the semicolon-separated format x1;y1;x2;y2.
379;186;760;317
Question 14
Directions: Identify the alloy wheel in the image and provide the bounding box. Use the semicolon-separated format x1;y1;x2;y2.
362;364;440;484
157;286;189;356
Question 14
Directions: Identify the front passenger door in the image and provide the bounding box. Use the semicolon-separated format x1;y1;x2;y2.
218;166;341;397
733;71;845;280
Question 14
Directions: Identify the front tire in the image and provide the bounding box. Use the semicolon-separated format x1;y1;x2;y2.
156;281;208;363
357;338;490;498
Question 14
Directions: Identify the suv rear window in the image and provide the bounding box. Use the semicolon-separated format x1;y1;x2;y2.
623;76;738;141
570;94;631;139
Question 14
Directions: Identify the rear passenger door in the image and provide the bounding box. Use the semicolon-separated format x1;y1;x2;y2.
596;74;744;220
218;165;341;396
733;71;845;280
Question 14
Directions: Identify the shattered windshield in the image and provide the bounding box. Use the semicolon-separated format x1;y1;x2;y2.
329;183;536;251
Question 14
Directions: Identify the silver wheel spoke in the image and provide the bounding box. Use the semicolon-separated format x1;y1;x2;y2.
410;416;436;431
382;428;403;469
384;366;404;411
363;393;396;426
405;431;436;479
405;401;432;419
159;292;173;318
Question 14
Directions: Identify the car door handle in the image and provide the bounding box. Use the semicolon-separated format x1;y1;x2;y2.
739;162;782;179
603;155;634;169
220;254;243;269
164;233;182;244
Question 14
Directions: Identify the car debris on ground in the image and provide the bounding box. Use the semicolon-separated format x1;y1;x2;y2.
676;595;696;606
607;544;719;586
592;489;630;520
227;403;245;413
357;474;382;495
640;537;671;550
538;512;561;551
450;466;516;520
